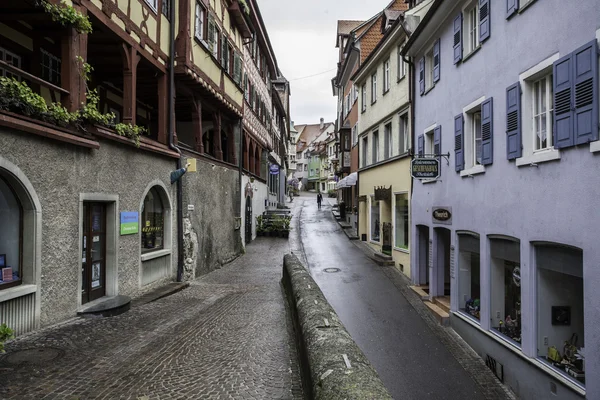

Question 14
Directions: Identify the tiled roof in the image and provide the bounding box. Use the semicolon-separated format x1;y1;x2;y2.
297;122;334;147
357;0;409;63
337;20;364;37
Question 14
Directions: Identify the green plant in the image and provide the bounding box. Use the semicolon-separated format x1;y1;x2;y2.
39;0;93;34
48;102;78;126
80;89;115;126
238;0;250;15
115;122;145;147
0;77;49;116
76;56;92;82
0;323;14;353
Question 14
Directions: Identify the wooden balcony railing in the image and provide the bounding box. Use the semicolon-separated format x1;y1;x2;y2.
0;60;69;98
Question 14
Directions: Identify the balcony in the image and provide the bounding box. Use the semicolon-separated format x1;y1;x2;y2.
228;0;253;39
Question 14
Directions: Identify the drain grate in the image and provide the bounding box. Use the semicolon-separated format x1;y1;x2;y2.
1;347;65;366
323;268;341;273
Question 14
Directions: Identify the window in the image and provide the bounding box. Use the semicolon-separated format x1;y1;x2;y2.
40;49;61;85
465;4;479;55
383;59;390;93
399;113;409;153
304;164;307;171
425;129;434;156
310;169;314;176
425;48;434;90
161;0;170;19
362;136;368;167
490;238;521;345
144;0;158;11
0;176;22;289
470;111;482;166
384;122;392;159
371;73;377;103
0;47;21;80
397;45;406;80
372;130;379;164
352;124;358;146
195;2;205;41
141;187;165;253
394;194;408;250
532;73;553;151
370;196;380;242
361;84;367;112
458;234;481;320
536;245;584;386
344;130;351;151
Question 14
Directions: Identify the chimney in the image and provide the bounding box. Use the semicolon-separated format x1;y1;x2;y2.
320;118;324;129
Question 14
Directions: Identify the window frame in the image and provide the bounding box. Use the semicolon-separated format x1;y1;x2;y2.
361;83;367;112
425;48;434;90
372;130;379;164
362;136;368;167
384;121;392;159
460;96;487;176
0;175;23;291
369;195;381;243
40;48;61;86
141;186;166;254
393;192;409;252
383;58;390;93
397;45;406;81
0;47;22;80
371;72;377;104
399;112;409;154
532;73;554;152
194;1;206;42
463;2;480;56
143;0;158;12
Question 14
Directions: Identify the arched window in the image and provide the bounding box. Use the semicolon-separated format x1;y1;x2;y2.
0;175;22;289
141;187;165;253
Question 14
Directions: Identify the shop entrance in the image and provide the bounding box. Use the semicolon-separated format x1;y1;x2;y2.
433;227;451;298
416;225;430;286
245;196;252;244
81;203;107;304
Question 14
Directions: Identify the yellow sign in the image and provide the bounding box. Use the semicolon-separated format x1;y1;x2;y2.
187;158;197;172
146;220;150;227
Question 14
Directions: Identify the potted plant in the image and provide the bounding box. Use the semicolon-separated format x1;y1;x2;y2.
0;323;14;353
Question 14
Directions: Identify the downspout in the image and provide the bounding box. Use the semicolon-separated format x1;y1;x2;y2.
239;119;243;218
402;52;415;204
168;0;184;282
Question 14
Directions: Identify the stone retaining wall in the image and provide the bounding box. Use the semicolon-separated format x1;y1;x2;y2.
282;254;392;399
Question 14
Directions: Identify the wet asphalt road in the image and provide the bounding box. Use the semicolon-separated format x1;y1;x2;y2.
293;194;485;400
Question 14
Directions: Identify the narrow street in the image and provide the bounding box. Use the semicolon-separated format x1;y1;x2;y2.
290;193;501;400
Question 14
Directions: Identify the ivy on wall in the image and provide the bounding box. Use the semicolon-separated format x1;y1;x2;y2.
37;0;93;34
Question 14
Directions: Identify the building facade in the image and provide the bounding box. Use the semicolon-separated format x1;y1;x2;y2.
355;10;411;276
404;0;599;398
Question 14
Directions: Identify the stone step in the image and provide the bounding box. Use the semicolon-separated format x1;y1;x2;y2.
409;285;429;300
373;252;393;261
424;301;450;326
433;296;451;314
78;295;131;318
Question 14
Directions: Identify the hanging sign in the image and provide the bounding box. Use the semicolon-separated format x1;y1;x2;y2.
269;164;280;175
432;206;452;225
411;158;440;179
120;211;139;235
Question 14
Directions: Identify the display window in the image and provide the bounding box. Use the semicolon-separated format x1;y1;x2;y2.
141;187;165;253
0;175;22;289
458;233;480;320
490;238;521;345
370;196;380;242
536;245;585;386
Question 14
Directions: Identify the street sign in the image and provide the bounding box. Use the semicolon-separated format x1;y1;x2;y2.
269;164;280;175
411;158;440;179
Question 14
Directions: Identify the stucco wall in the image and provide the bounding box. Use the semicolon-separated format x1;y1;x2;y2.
410;1;600;398
0;127;177;327
181;155;242;277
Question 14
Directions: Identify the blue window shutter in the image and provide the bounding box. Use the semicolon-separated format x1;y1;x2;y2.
553;53;574;148
573;40;598;145
479;0;490;43
506;82;522;160
481;97;493;165
433;39;440;83
506;0;518;19
454;114;464;171
418;134;424;157
419;57;425;95
453;14;462;64
434;125;442;173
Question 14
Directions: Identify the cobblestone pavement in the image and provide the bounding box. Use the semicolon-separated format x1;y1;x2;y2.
0;239;303;400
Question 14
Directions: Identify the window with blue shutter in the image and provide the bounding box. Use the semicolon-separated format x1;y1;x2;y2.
454;114;464;171
553;53;574;148
419;57;425;95
481;97;493;165
418;134;424;157
479;0;490;43
434;126;442;172
573;40;598;145
506;83;521;160
506;0;518;19
453;14;462;64
433;39;440;83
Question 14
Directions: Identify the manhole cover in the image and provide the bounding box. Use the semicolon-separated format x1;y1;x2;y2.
323;268;341;273
2;347;65;366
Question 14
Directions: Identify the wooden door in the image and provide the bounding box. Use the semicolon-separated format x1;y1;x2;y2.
82;203;107;304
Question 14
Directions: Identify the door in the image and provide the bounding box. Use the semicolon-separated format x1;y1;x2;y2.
245;196;252;244
82;203;107;304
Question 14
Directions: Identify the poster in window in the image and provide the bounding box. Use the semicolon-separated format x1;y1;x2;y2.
92;212;101;232
91;262;101;288
2;267;13;282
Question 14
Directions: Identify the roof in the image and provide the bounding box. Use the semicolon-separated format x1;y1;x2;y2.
402;0;444;56
296;122;334;147
336;20;364;46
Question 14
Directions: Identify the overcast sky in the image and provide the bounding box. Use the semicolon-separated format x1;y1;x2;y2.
259;0;389;126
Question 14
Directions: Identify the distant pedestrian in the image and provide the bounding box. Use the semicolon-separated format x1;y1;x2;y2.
317;192;323;210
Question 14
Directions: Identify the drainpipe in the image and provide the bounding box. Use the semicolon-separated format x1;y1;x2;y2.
402;52;415;204
239;119;243;217
168;0;184;282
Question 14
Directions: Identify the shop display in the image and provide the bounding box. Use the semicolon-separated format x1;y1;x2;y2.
544;333;585;384
465;298;480;319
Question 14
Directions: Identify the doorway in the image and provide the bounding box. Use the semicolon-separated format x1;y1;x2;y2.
81;203;107;304
416;225;430;286
245;196;252;244
434;227;451;297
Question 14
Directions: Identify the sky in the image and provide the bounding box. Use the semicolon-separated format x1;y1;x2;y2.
258;0;390;126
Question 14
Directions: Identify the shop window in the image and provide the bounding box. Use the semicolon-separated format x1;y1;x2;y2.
141;187;165;253
394;193;408;250
490;238;521;344
458;234;481;320
0;176;22;289
536;244;585;385
370;196;380;242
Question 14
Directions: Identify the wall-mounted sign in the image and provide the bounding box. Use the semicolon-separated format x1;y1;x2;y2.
343;151;351;168
411;158;440;179
269;164;280;175
374;186;392;202
120;211;139;235
432;206;452;225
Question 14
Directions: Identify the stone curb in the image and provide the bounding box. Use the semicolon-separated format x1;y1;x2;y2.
282;253;393;400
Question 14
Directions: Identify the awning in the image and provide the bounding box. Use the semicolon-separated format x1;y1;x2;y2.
336;177;347;190
345;172;357;186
